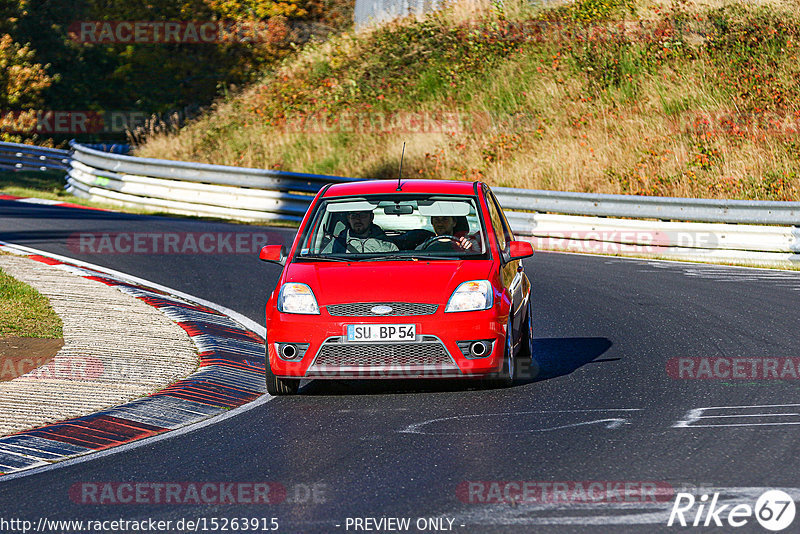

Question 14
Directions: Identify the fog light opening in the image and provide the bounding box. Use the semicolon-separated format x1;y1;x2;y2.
281;344;298;360
470;341;488;357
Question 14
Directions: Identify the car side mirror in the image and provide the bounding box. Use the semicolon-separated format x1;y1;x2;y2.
259;244;287;265
508;240;534;261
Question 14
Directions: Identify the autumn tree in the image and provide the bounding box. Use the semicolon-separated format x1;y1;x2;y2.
3;0;352;142
0;0;56;142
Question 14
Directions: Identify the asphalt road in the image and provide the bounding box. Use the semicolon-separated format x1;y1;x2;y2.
2;200;800;533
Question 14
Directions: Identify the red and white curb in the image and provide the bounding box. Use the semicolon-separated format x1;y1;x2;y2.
0;241;269;476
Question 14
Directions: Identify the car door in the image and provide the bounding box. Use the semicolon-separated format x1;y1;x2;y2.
482;185;528;350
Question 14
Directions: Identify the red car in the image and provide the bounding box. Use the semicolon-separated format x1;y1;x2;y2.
259;179;533;395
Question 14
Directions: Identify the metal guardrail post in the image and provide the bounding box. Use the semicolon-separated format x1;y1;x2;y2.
0;142;70;172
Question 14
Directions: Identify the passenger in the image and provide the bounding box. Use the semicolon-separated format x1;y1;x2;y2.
323;210;399;253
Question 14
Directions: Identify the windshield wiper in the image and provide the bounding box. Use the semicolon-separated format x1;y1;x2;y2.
296;254;351;262
366;254;455;262
297;253;459;262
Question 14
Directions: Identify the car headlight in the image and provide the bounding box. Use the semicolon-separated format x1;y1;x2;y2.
277;283;320;314
445;280;493;312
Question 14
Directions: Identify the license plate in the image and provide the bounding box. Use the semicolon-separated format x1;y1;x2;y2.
346;324;416;342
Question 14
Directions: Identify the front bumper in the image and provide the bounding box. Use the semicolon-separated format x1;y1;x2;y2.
266;306;507;379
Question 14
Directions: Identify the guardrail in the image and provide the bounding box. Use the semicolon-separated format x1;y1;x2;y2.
494;186;800;226
67;141;359;222
2;141;798;267
504;212;799;266
0;142;70;172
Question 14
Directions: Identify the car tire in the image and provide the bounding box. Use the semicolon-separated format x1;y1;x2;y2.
481;317;515;389
265;342;300;395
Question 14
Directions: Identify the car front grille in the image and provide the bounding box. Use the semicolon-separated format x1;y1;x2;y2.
305;336;460;377
326;302;438;317
315;342;449;367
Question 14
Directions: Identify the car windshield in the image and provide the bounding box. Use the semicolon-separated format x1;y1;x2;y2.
296;194;489;261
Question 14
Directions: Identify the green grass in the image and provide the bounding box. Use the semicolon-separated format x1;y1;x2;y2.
0;264;63;338
0;170;132;211
0;171;72;199
0;171;168;213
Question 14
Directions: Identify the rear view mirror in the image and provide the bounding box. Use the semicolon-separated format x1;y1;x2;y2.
259;244;287;265
383;204;414;215
508;240;534;261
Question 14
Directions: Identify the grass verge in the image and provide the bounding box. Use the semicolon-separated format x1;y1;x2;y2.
0;170;168;213
0;263;63;338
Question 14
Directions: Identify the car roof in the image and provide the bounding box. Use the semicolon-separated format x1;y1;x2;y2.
322;179;481;198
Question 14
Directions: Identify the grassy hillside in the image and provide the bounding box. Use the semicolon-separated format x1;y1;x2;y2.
137;0;800;200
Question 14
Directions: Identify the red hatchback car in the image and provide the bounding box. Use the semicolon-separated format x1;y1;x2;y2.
259;179;534;395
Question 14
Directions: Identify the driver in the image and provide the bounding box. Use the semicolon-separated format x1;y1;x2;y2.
323;210;399;253
417;215;476;251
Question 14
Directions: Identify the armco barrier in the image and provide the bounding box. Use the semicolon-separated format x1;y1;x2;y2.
493;186;800;226
2;141;799;266
66;141;358;222
0;142;70;172
69;142;356;193
504;212;800;266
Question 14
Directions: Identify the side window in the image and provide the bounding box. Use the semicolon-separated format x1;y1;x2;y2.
484;188;512;252
301;208;324;253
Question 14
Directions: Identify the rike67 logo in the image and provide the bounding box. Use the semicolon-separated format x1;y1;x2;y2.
668;490;796;531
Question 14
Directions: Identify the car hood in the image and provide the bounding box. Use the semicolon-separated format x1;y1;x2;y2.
283;260;494;305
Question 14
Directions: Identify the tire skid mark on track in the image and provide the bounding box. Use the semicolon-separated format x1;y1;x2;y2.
0;245;266;476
